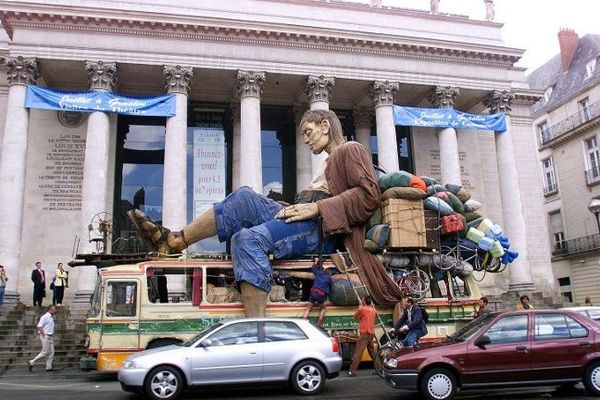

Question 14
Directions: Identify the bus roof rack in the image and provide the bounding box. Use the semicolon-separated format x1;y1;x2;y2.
68;252;159;268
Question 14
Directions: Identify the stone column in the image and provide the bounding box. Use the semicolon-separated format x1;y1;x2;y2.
162;65;192;230
353;107;373;155
485;90;534;291
0;56;39;304
236;71;265;192
429;86;461;185
293;103;311;191
74;60;117;305
231;102;242;190
370;80;399;172
305;75;335;178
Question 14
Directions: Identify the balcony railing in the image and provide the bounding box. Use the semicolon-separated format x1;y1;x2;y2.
585;167;600;185
543;183;558;195
552;233;600;256
540;100;600;146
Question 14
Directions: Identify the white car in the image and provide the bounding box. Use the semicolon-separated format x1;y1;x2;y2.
118;318;342;400
560;306;600;323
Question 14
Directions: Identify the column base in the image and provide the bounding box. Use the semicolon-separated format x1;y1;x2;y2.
72;290;94;308
1;290;21;305
508;282;536;292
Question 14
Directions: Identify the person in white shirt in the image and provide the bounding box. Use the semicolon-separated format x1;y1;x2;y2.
28;305;57;372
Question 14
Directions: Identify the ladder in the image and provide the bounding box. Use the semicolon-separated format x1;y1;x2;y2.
335;250;392;346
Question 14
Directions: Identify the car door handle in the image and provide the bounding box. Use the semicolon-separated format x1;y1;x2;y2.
515;345;528;352
579;341;592;347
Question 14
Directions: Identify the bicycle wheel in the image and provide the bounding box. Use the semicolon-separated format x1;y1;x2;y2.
375;341;404;377
436;246;460;271
403;274;428;296
472;267;486;282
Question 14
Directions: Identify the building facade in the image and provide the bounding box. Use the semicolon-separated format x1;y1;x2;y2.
529;29;600;306
0;0;554;306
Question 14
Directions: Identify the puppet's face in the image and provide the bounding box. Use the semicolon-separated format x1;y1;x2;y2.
302;120;331;155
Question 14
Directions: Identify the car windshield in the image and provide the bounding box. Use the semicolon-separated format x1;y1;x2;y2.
451;314;495;341
181;323;224;347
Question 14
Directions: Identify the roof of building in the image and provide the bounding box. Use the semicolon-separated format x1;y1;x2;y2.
529;34;600;116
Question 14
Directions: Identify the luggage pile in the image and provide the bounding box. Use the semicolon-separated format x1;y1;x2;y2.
364;170;519;276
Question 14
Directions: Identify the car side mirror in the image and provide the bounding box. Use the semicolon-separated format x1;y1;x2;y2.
475;335;491;347
199;339;212;348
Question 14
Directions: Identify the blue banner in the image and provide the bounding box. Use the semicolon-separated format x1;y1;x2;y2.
393;106;506;132
25;86;176;117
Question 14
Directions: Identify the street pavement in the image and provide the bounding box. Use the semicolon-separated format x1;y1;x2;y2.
0;367;592;400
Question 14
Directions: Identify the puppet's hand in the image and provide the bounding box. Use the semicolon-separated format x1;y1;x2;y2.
275;203;319;223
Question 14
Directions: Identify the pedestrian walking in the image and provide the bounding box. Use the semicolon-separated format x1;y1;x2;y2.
347;295;377;377
53;263;68;306
28;304;57;372
31;261;46;307
0;265;8;306
516;294;533;310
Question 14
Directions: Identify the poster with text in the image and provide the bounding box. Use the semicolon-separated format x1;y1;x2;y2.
190;127;226;254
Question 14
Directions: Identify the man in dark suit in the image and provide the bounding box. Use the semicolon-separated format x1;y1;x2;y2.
392;297;427;346
31;261;46;306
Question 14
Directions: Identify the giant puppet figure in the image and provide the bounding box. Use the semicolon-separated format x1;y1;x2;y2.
128;109;403;317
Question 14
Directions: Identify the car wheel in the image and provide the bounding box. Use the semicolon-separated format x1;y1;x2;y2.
584;361;600;396
419;368;457;400
145;365;184;400
290;360;326;395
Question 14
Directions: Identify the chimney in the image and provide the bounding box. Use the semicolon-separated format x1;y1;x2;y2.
558;28;579;71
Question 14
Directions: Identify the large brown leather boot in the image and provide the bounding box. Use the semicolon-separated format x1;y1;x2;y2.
240;281;268;318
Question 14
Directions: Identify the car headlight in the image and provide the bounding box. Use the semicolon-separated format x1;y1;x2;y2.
122;360;136;369
385;358;398;368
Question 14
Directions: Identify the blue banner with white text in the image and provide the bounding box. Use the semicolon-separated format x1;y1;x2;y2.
393;106;506;132
25;86;176;117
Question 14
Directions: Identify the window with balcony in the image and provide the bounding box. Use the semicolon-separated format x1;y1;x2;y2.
549;211;566;254
585;137;600;184
542;157;558;195
579;97;592;122
538;120;550;144
585;58;597;79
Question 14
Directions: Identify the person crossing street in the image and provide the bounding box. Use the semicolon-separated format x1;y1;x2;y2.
28;304;57;372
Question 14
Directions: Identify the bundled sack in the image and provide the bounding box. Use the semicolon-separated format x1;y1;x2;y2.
441;213;465;235
379;170;413;192
433;191;449;201
269;285;287;302
423;197;454;216
456;187;471;203
464;199;481;212
329;279;367;306
445;183;462;194
466;227;485;243
446;192;465;215
382;187;427;201
501;249;519;264
421;176;438;186
426;184;447;195
367;207;382;230
486;224;503;239
478;236;494;251
410;175;427;192
489;240;505;258
465;212;482;222
366;224;389;247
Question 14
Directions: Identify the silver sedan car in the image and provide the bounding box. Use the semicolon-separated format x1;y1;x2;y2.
118;318;343;400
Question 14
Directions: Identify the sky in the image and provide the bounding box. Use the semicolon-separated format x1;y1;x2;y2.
349;0;600;74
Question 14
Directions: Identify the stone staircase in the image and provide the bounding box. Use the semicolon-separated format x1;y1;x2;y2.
487;290;564;312
0;304;88;372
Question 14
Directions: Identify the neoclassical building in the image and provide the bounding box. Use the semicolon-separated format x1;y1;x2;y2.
0;0;555;306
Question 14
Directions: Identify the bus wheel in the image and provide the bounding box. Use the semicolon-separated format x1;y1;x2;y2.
145;365;184;400
146;338;182;349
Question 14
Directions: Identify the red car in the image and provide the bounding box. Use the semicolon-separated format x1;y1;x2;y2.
382;309;600;400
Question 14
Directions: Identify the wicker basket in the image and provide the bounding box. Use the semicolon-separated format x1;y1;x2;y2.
382;199;426;248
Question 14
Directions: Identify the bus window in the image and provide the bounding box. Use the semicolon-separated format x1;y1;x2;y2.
106;281;138;317
146;267;195;303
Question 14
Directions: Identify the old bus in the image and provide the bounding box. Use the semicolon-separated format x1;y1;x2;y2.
79;255;481;371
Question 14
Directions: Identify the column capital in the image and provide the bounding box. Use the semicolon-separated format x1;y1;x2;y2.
85;60;117;91
484;90;515;114
236;70;266;99
163;65;193;95
1;56;40;86
369;80;399;107
305;75;335;104
353;107;373;130
428;86;460;108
